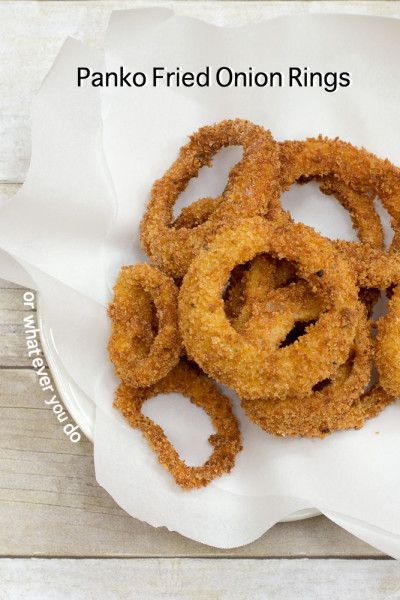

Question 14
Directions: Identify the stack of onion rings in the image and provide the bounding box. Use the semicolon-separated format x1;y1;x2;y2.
107;119;400;488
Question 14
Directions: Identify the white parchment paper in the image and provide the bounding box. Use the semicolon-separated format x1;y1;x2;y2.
1;9;400;554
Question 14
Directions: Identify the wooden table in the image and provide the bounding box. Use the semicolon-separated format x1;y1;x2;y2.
1;2;400;597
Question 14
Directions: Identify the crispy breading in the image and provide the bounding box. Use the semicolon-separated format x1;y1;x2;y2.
113;361;242;490
108;263;182;388
140;119;281;278
179;217;360;400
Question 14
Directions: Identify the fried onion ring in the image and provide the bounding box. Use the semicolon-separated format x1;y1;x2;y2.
297;173;384;250
376;287;400;397
229;255;320;343
279;136;400;250
222;253;376;437
170;148;385;316
173;140;387;252
113;361;242;489
324;241;400;398
108;263;182;388
140;119;280;278
241;383;393;439
240;306;375;438
179;217;360;400
278;138;391;316
334;241;400;289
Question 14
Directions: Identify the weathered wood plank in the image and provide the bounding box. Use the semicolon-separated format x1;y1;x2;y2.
0;288;33;311
0;285;37;366
1;558;399;600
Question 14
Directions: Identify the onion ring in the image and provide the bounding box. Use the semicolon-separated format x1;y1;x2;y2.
376;287;400;397
279;136;400;250
323;241;400;398
108;263;182;388
297;173;384;250
240;307;375;438
179;217;360;400
335;244;400;398
229;255;320;343
172;195;225;230
140;119;280;278
279;139;391;317
334;241;400;289
113;361;242;490
172;139;386;251
222;254;376;437
171;146;385;316
242;383;393;439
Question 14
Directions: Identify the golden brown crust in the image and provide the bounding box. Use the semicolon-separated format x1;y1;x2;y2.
240;311;375;438
140;119;281;278
376;286;400;397
108;263;182;388
113;362;242;490
335;241;400;289
241;384;394;439
179;217;360;400
278;137;400;254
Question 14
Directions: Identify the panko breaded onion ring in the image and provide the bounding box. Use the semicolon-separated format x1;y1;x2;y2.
237;281;322;349
222;254;297;327
170;158;384;314
170;139;387;247
226;258;375;437
229;255;320;343
279;140;391;315
298;173;384;250
108;263;182;388
113;362;242;490
332;242;400;397
179;217;360;400
242;384;393;439
222;263;249;325
334;241;400;289
279;136;400;249
140;119;281;278
241;310;374;438
172;195;224;230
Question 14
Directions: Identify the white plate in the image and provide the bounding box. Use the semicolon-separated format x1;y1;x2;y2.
37;295;320;523
37;295;95;442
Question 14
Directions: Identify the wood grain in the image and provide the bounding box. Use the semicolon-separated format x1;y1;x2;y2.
1;558;399;600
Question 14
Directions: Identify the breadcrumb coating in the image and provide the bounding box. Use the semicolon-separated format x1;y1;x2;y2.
179;217;360;400
113;362;242;489
108;263;182;388
140;119;281;278
107;122;400;489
